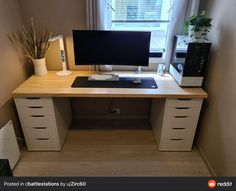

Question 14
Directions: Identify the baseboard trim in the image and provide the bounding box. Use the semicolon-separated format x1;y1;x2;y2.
196;143;217;176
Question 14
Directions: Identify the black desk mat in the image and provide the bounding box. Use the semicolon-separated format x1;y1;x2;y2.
71;77;158;89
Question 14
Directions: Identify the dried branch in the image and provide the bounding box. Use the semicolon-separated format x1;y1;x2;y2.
8;18;55;59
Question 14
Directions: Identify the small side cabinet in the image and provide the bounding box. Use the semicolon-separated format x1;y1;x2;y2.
151;98;203;151
14;97;71;151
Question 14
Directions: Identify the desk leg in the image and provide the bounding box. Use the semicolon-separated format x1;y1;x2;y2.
150;98;166;149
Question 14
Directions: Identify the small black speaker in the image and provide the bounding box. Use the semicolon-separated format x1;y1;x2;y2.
0;159;13;176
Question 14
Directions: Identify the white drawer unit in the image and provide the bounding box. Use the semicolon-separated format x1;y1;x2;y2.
151;98;203;151
14;97;72;151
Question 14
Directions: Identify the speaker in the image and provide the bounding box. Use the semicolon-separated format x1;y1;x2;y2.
0;159;13;176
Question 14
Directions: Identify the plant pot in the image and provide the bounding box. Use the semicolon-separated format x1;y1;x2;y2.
32;58;48;76
189;25;208;43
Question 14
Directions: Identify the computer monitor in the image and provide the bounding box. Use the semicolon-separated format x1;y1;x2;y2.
72;30;151;66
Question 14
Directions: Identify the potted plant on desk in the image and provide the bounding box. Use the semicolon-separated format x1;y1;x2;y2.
184;11;212;42
9;18;54;76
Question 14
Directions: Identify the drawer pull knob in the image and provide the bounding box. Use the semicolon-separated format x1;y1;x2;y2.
36;138;49;141
28;106;43;109
26;97;41;100
174;116;188;118
175;107;190;110
30;115;45;117
170;139;184;141
172;128;186;130
33;127;47;129
177;98;192;101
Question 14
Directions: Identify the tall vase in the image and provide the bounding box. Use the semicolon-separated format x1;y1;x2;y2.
32;58;48;76
189;25;207;43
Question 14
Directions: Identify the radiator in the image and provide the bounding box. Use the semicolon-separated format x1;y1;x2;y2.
0;121;20;169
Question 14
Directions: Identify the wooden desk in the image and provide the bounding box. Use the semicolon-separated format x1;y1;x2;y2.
12;71;207;98
13;71;207;152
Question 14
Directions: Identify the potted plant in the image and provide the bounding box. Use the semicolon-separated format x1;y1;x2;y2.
9;18;54;76
184;11;212;42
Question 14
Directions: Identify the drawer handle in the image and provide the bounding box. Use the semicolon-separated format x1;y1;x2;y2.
30;115;45;117
177;98;192;101
33;127;47;129
36;138;49;141
174;116;189;118
28;106;43;109
172;128;186;130
170;139;184;141
175;107;190;110
26;97;41;100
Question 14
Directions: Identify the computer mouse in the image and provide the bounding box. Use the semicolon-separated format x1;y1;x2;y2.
133;78;141;84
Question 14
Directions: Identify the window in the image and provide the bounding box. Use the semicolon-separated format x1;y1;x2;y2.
110;0;172;53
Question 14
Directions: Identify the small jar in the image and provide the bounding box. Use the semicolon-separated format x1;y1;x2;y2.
157;63;165;76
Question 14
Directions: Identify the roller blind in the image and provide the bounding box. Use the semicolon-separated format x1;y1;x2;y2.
112;0;168;21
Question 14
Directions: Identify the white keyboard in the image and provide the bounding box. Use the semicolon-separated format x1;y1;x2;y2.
88;74;119;81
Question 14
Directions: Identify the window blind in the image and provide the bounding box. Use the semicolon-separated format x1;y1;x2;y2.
112;0;169;21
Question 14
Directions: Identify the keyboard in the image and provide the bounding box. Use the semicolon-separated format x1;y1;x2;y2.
88;74;119;81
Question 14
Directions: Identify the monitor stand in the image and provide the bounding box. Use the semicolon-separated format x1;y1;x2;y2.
136;66;143;74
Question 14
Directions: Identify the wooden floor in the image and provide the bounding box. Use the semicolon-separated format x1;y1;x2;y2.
13;121;210;176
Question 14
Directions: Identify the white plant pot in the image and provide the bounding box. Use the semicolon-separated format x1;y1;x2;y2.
32;58;48;76
189;25;208;43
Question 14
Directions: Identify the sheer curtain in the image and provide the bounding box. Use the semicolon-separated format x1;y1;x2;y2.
165;0;200;70
86;0;112;71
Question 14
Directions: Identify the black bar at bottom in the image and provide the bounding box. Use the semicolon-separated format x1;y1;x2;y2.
0;177;236;191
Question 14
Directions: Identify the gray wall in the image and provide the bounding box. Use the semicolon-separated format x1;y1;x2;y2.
0;0;32;137
197;0;236;176
18;0;88;71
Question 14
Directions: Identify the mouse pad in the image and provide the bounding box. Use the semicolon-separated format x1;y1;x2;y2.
71;77;158;89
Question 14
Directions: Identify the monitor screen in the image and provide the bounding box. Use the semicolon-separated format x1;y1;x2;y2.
72;30;151;66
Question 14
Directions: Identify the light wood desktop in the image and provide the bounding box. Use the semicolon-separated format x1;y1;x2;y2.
12;71;207;152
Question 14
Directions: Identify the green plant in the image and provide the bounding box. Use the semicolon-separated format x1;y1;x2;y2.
9;18;55;59
184;11;212;34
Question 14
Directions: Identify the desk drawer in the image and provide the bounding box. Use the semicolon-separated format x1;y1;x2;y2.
21;115;56;128
162;127;195;139
165;116;198;128
160;138;193;151
17;106;53;116
166;107;200;117
15;97;52;107
26;138;59;151
23;127;57;140
167;99;202;108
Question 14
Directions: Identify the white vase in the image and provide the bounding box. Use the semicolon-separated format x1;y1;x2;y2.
189;25;208;43
32;58;48;76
